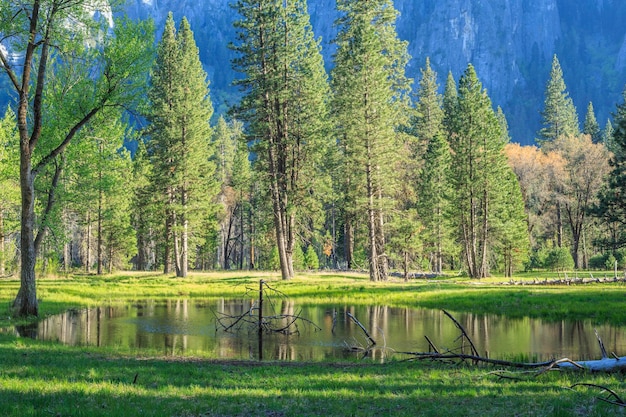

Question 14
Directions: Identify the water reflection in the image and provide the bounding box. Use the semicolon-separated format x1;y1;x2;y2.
14;300;626;362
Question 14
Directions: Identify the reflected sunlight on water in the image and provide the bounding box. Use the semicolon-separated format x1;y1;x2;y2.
14;299;626;362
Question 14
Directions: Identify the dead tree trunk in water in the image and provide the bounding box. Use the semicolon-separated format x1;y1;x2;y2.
401;310;626;373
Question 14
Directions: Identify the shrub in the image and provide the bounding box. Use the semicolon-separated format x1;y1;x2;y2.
528;245;550;270
293;244;305;271
304;245;319;270
545;247;574;271
588;253;608;270
268;246;280;271
605;254;617;271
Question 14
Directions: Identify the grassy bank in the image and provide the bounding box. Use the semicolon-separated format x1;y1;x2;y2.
1;332;624;417
1;271;626;416
1;271;624;327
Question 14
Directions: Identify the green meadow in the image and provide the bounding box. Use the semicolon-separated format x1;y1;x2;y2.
1;271;625;416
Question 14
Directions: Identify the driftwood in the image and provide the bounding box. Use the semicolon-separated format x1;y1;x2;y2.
401;310;626;373
342;313;395;361
442;309;479;359
346;312;376;347
499;274;626;286
555;356;626;372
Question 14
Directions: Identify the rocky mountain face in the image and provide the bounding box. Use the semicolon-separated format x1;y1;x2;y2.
47;1;626;144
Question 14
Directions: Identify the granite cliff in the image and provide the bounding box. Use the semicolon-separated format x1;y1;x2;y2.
9;0;626;145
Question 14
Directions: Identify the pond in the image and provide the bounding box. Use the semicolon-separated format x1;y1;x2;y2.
13;299;626;362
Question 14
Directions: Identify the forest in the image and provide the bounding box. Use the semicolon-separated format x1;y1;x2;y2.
1;0;626;316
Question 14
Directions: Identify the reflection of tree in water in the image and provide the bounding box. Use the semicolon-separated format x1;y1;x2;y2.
15;299;626;362
213;280;321;360
214;280;320;335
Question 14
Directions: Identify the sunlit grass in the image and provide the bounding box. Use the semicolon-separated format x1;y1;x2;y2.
0;333;623;416
1;270;626;328
1;271;626;415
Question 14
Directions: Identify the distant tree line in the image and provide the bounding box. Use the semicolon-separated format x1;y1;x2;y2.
0;0;625;316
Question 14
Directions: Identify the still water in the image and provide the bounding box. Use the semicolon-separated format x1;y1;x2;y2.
14;299;626;361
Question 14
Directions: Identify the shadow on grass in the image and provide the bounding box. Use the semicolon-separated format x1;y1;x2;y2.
0;335;613;417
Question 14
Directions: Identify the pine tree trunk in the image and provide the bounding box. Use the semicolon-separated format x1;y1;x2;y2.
267;138;292;280
376;187;388;280
136;229;146;271
85;212;91;273
271;188;291;280
463;221;474;278
108;234;114;274
366;158;379;281
239;198;245;270
180;214;188;277
0;210;5;276
286;212;296;278
344;216;354;270
173;219;182;277
556;201;563;247
480;191;489;278
435;204;443;274
249;205;255;270
163;207;173;274
97;180;103;275
178;184;188;277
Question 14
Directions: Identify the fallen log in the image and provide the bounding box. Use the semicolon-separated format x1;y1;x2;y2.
554;356;626;372
398;351;557;369
500;275;626;286
402;310;626;373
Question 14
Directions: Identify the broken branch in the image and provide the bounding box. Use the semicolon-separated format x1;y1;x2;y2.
346;312;376;347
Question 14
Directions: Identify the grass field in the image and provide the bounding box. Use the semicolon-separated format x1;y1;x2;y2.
1;271;625;416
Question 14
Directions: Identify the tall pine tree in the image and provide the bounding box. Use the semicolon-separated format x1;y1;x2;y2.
603;119;616;153
146;14;216;277
583;101;601;143
332;0;412;281
448;64;527;278
538;55;579;144
595;93;626;251
538;55;580;248
231;0;331;280
412;59;451;273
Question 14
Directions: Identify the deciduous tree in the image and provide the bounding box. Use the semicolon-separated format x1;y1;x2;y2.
0;1;153;316
551;134;610;268
0;108;20;275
